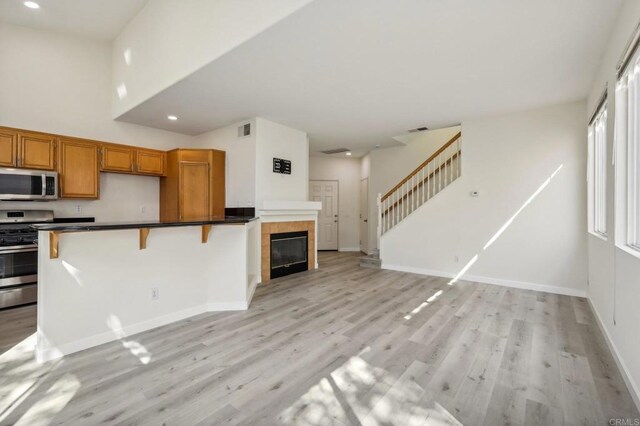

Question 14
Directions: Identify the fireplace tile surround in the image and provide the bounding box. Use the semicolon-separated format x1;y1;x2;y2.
261;221;315;282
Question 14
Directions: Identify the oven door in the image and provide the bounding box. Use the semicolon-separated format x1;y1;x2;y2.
0;246;38;288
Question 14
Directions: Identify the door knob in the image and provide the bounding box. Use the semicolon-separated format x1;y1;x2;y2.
364;219;368;222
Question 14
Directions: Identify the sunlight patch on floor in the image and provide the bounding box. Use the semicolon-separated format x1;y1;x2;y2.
279;356;462;425
13;373;80;426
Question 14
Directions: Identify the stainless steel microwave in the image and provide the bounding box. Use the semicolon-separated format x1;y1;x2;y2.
0;168;58;200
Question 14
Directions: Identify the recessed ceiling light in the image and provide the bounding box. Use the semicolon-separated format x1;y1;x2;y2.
346;152;352;156
167;115;178;121
24;1;40;9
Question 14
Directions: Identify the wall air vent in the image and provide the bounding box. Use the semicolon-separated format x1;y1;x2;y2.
408;126;429;133
320;148;350;155
237;123;251;137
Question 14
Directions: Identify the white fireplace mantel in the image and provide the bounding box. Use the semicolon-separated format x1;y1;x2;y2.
260;200;322;214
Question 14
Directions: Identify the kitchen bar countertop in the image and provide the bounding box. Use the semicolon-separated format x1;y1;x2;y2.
32;216;257;232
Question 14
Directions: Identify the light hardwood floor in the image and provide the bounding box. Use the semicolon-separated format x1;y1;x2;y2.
0;252;638;425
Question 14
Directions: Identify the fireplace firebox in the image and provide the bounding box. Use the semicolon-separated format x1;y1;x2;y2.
270;231;308;279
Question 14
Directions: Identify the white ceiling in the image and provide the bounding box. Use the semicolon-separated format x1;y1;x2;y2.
115;0;620;156
0;0;148;40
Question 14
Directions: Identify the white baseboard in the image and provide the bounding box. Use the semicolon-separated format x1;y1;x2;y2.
36;301;250;363
382;263;587;298
339;247;361;252
587;298;640;412
206;301;248;311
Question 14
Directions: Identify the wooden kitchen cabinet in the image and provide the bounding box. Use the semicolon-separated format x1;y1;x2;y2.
100;144;134;173
18;131;57;170
0;128;18;167
57;137;100;199
135;148;166;176
0;127;56;170
160;149;225;222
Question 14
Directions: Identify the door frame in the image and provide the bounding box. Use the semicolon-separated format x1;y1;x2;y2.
309;179;339;251
360;177;369;254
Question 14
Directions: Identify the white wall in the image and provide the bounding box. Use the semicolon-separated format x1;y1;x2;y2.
255;118;309;209
381;101;588;296
112;0;314;117
0;23;195;220
366;126;461;253
309;156;361;251
195;119;257;207
586;0;640;407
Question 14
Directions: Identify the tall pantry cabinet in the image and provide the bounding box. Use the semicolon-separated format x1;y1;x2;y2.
159;149;225;222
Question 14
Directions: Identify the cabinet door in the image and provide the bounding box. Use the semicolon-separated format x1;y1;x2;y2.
19;132;56;170
58;138;99;199
179;162;210;221
0;128;18;167
101;144;134;173
136;149;166;176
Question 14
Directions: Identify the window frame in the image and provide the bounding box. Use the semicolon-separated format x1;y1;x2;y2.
615;51;640;257
627;67;640;251
588;101;608;240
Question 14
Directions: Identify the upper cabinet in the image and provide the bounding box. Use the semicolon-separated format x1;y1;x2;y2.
57;137;99;199
0;125;177;201
135;148;166;176
0;127;56;170
0;128;18;167
100;144;134;173
19;132;56;170
100;144;166;176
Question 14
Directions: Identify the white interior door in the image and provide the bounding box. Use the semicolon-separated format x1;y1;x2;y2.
309;180;338;250
360;178;368;253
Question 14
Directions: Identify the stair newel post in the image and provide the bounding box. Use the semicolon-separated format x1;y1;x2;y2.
376;193;382;250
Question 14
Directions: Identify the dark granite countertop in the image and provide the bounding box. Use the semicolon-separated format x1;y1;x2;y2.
32;216;257;232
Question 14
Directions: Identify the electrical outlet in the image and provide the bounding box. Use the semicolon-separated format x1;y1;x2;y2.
454;256;459;263
75;205;82;214
151;287;159;300
140;206;146;214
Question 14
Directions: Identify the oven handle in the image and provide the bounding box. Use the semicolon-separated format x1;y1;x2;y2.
0;246;38;254
42;173;47;198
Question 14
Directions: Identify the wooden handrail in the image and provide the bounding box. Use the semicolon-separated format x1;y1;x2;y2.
381;131;461;201
382;151;460;215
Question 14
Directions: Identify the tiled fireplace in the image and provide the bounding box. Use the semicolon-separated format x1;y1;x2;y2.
261;221;315;282
259;200;322;283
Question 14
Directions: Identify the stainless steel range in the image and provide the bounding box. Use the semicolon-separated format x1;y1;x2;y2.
0;210;53;309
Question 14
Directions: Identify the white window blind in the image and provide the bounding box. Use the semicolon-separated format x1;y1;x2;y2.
588;103;608;238
615;57;640;253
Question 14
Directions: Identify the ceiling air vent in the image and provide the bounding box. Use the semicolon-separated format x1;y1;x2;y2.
408;126;429;133
320;148;350;155
237;123;251;137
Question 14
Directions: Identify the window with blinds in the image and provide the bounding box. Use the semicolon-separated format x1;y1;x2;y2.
616;53;640;253
588;102;608;238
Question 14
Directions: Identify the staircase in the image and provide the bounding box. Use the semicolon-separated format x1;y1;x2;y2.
376;131;462;245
